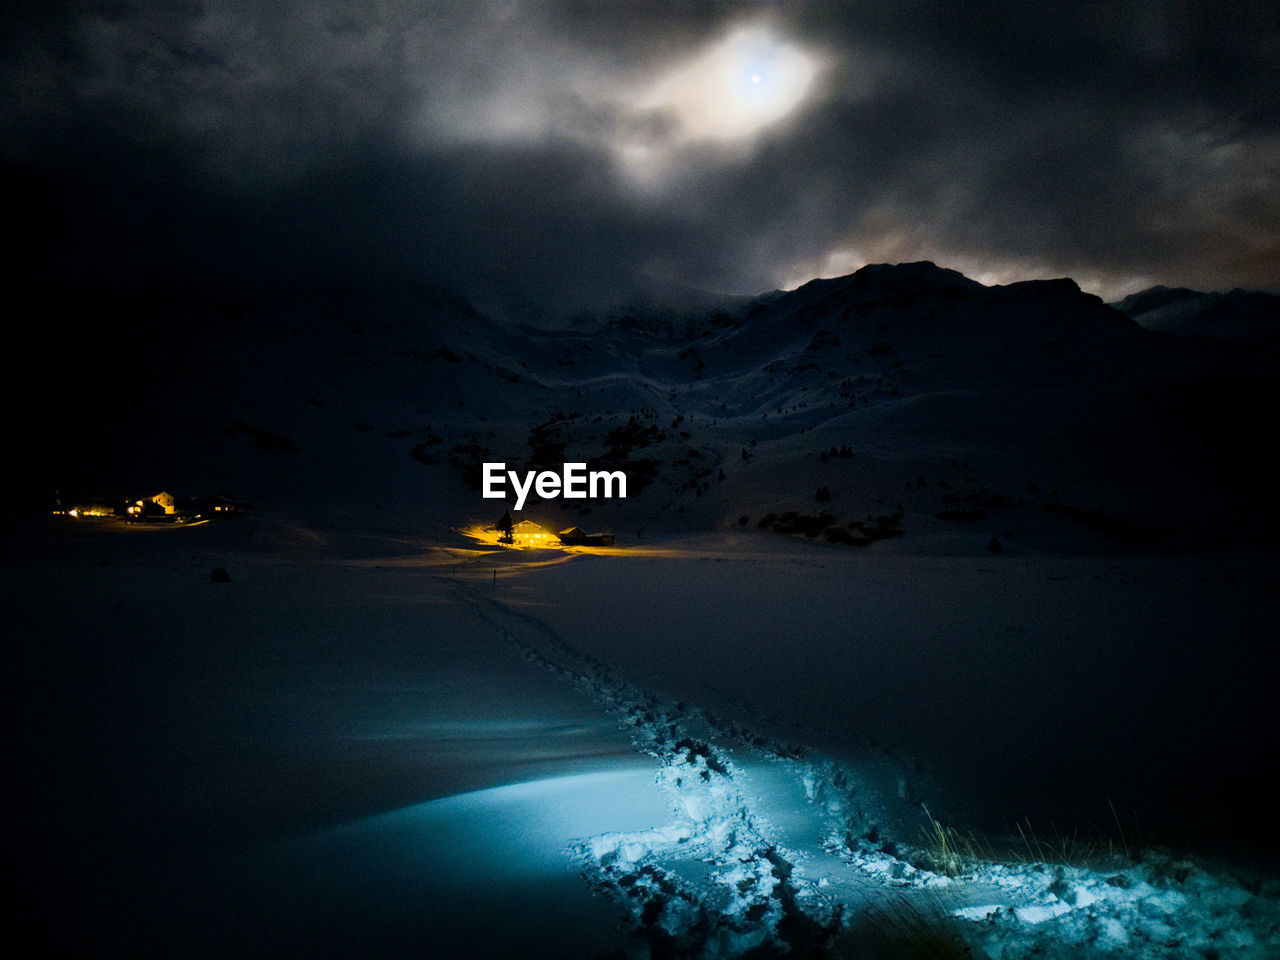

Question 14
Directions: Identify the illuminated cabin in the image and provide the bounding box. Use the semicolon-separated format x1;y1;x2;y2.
557;526;615;547
128;491;178;518
126;491;209;523
510;520;553;547
199;493;246;515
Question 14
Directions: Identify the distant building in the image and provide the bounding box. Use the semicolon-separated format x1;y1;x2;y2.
54;488;244;524
150;491;177;515
557;526;615;547
127;491;177;518
511;520;553;547
126;491;205;522
199;493;249;515
55;496;123;519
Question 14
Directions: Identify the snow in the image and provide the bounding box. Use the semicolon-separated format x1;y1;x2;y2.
12;511;1278;958
468;543;1280;956
1113;285;1280;343
14;261;1280;957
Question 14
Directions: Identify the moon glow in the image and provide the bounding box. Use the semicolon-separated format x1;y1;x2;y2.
638;25;818;142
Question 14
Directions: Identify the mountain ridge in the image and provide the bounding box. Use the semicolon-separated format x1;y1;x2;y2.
16;261;1275;553
1112;284;1280;343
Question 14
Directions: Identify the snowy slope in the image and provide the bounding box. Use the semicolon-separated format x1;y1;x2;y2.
23;261;1275;554
1114;286;1280;344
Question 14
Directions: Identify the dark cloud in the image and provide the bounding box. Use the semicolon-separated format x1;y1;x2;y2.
3;1;1277;318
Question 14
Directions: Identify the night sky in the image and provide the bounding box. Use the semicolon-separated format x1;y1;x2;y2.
4;1;1278;319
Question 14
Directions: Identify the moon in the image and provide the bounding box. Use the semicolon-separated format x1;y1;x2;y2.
637;24;819;142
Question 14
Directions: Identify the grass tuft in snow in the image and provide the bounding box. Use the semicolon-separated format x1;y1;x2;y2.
1012;818;1123;869
915;804;1150;878
914;805;994;878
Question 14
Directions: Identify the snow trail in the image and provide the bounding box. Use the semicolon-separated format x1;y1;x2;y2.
452;576;1280;959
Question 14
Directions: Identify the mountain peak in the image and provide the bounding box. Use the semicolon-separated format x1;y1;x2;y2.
1113;285;1279;342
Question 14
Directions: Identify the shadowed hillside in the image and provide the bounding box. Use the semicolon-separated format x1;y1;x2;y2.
17;261;1277;553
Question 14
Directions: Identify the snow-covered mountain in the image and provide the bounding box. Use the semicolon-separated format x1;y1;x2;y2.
22;261;1275;554
1113;285;1280;343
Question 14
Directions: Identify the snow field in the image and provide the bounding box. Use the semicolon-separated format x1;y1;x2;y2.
461;550;1280;959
